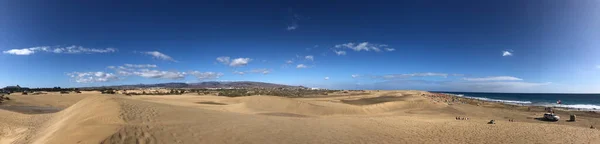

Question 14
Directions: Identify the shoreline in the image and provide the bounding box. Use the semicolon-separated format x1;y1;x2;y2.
433;92;600;112
426;92;600;118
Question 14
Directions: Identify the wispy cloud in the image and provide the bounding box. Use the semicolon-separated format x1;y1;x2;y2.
379;73;450;79
324;77;330;80
67;72;119;83
89;64;228;82
133;69;186;79
286;60;294;64
143;51;176;62
107;65;136;76
3;45;116;56
335;42;393;52
502;50;513;56
371;79;551;92
107;64;185;79
249;68;271;75
229;58;252;67
123;64;157;68
296;64;308;69
351;74;360;78
305;55;314;61
216;56;230;65
596;65;600;69
189;71;224;80
52;45;116;54
334;50;346;56
287;25;298;31
233;71;245;75
286;13;303;31
463;76;523;81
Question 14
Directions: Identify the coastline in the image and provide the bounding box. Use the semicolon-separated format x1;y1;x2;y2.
426;92;600;117
437;92;600;111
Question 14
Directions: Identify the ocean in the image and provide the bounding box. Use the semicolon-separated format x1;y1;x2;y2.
436;92;600;111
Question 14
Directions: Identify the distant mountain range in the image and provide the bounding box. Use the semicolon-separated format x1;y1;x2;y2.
79;81;306;89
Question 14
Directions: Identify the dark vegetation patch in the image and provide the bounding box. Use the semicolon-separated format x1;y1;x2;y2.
200;89;343;97
341;96;407;105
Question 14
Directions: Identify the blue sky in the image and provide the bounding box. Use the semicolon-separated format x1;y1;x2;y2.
1;0;599;93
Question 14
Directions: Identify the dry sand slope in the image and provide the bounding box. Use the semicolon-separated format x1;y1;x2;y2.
1;91;600;144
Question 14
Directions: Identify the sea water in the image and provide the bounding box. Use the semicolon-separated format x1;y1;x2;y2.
437;92;600;111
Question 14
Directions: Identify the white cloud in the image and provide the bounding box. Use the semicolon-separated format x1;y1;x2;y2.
116;70;133;76
229;58;252;67
52;45;116;54
216;56;230;65
351;74;360;78
286;13;301;31
502;50;513;56
305;55;314;61
442;81;552;92
249;68;271;75
452;74;465;77
463;76;523;81
335;42;393;52
233;71;245;75
287;25;298;31
324;77;330;80
372;79;552;93
286;60;294;64
67;72;119;83
3;48;37;55
381;73;449;79
107;65;135;75
296;64;308;69
123;64;157;68
3;46;115;55
102;64;232;81
143;51;176;61
190;71;224;80
133;69;186;79
334;50;346;55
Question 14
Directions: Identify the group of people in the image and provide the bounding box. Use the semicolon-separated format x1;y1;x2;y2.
508;119;516;122
455;116;470;120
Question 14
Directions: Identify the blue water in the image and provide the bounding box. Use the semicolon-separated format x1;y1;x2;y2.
435;92;600;110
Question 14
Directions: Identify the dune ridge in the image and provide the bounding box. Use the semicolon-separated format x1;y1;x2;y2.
3;96;123;144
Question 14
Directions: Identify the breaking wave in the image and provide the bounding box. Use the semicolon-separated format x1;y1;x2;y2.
448;93;532;104
446;93;600;111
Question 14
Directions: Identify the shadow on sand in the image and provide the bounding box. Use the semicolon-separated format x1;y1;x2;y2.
195;101;228;105
259;112;310;118
534;117;559;122
0;105;63;114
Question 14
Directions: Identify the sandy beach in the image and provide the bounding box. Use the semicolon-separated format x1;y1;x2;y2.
1;90;600;144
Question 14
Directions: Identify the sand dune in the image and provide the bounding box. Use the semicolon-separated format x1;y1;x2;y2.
1;91;600;143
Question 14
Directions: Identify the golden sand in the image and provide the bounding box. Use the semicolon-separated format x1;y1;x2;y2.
1;91;599;144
